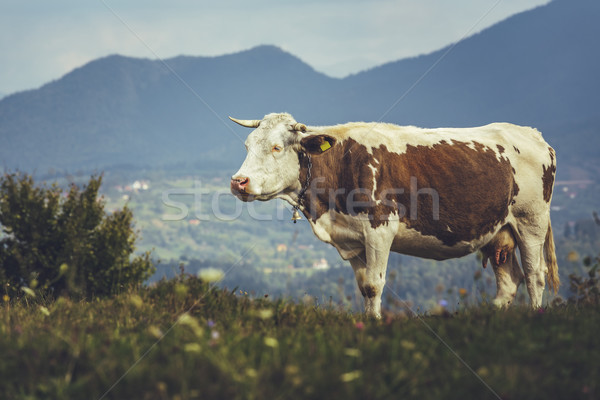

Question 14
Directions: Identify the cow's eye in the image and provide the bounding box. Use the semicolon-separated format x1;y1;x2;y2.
272;145;282;152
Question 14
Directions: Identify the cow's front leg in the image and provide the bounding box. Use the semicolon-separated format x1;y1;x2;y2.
349;246;390;318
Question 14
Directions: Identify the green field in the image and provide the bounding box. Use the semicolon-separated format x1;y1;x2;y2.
2;276;598;400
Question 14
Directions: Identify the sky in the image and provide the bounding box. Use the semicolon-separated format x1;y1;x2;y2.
0;0;550;97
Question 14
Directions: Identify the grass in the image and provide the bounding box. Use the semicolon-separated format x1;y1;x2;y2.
1;276;599;400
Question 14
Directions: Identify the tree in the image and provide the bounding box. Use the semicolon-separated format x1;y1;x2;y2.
0;173;154;298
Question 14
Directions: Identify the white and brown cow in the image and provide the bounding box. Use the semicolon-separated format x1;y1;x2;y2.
230;112;558;317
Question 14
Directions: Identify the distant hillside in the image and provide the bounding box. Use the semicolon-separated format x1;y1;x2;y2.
0;0;598;178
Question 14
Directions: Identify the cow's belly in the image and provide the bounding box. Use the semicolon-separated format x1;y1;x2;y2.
311;211;502;261
390;224;501;260
390;235;474;260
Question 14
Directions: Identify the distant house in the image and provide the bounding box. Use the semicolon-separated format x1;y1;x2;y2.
312;258;330;270
132;180;150;191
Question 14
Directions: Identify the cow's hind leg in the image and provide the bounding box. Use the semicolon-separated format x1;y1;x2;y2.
491;250;524;307
349;248;389;318
517;220;550;308
519;241;547;308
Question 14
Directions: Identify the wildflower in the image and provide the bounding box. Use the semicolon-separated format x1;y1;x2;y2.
340;370;361;382
211;330;220;340
412;352;424;362
476;366;489;377
355;321;365;330
197;268;224;283
255;308;273;319
207;319;215;328
178;313;204;337
246;368;258;378
129;294;143;309
302;294;314;306
567;251;579;262
400;340;416;351
174;283;188;298
458;288;468;297
285;365;300;375
39;306;50;316
2;294;9;303
148;325;164;339
178;313;194;325
184;343;202;353
438;299;448;307
264;337;278;348
59;263;69;275
344;348;361;357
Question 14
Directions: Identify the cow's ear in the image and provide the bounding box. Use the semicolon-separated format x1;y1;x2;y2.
300;134;337;155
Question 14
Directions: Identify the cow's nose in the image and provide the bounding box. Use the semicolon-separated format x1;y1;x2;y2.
231;176;250;192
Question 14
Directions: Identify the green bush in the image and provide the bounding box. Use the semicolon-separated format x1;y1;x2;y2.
568;254;600;306
0;172;154;299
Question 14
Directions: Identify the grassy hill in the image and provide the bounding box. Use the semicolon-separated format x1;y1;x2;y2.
1;276;599;399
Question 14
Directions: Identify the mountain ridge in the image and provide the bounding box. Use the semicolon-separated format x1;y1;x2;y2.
0;0;598;178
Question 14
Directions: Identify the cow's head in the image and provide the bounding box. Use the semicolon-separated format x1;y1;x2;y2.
230;113;335;203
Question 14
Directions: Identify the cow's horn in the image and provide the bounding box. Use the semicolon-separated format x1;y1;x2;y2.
229;116;261;128
293;123;307;132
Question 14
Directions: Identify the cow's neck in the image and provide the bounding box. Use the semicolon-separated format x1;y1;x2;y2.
296;151;333;223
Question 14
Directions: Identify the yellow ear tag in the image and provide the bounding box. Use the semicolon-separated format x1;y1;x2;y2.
320;141;331;152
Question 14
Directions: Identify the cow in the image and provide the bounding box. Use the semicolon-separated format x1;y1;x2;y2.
229;112;559;317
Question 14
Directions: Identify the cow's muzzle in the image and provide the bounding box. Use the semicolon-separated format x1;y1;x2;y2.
230;176;250;197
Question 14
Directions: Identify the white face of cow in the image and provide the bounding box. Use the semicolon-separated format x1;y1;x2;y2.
230;113;309;202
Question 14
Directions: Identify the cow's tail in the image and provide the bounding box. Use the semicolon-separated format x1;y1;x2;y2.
545;220;560;294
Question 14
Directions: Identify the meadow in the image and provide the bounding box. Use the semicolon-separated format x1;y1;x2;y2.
2;275;598;400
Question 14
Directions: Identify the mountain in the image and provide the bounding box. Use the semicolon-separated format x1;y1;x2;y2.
0;0;598;177
343;0;600;172
0;46;337;173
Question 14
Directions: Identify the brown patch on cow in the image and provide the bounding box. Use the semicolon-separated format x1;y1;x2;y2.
363;284;377;298
542;147;556;203
513;146;520;154
358;286;367;297
497;144;505;154
300;135;337;155
542;164;556;203
299;138;520;247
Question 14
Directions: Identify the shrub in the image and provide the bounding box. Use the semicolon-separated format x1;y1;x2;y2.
0;172;154;299
568;254;600;306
